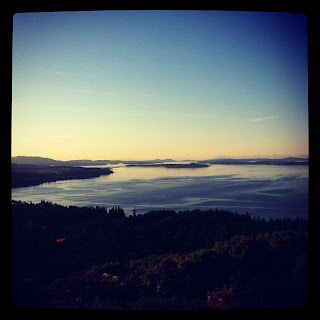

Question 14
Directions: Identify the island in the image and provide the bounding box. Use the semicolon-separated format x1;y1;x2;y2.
12;163;113;188
125;162;210;168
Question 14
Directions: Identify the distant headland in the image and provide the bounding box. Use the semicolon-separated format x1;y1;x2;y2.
11;163;113;188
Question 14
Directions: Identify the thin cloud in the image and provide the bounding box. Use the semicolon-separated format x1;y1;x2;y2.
248;116;275;122
128;111;146;116
53;106;85;111
102;91;117;96
128;110;213;119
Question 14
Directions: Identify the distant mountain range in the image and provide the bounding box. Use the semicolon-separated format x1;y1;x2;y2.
12;156;308;167
11;156;109;167
11;156;176;167
198;157;309;166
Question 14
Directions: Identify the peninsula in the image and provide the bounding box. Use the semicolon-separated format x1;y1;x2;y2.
12;164;113;188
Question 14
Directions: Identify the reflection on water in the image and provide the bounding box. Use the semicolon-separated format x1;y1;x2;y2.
11;165;308;219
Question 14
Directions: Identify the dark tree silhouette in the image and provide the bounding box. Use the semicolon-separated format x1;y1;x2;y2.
12;201;308;309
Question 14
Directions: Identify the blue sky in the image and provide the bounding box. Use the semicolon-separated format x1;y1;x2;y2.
12;10;308;160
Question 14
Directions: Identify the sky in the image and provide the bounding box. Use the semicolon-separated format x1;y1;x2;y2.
12;10;308;160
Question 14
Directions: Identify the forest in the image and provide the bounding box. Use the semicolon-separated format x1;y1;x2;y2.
12;201;308;310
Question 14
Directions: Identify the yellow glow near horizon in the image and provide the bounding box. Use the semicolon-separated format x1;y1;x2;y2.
12;11;308;161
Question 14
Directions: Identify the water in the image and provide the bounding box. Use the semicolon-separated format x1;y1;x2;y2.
11;164;308;220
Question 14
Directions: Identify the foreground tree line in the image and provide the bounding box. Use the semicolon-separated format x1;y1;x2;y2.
12;201;308;310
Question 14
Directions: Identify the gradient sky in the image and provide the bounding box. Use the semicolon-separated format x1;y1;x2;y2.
12;10;308;160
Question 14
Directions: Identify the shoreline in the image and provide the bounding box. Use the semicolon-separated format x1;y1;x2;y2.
11;163;113;188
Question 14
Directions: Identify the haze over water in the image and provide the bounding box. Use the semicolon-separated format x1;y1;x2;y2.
11;164;308;220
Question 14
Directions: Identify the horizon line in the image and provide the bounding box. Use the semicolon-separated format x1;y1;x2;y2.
11;154;309;162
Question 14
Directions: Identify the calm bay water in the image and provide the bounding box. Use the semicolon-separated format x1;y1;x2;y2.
11;164;308;219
